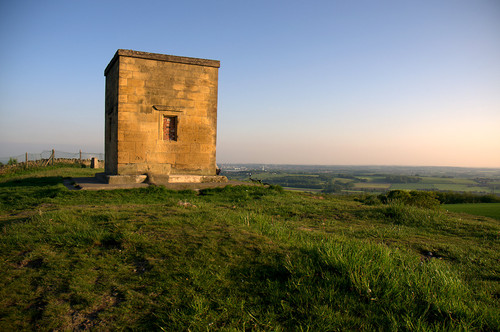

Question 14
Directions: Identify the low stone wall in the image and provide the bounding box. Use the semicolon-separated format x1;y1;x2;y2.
0;158;105;174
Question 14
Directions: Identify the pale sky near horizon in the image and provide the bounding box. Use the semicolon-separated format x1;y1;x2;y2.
0;0;499;167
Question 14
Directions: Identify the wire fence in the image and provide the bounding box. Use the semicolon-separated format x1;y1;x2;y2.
0;150;104;166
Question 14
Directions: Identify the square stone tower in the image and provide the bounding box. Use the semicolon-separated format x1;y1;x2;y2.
104;49;222;183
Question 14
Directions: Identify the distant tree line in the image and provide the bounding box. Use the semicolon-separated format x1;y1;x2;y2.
373;190;500;207
265;176;324;189
432;191;500;204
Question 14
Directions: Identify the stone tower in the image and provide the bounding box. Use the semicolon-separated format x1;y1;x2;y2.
103;49;224;183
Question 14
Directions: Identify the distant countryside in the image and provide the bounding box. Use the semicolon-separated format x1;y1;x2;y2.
221;164;500;195
222;164;500;221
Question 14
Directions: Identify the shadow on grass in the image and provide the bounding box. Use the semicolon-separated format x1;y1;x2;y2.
0;214;37;231
0;177;64;215
0;176;63;188
223;249;363;329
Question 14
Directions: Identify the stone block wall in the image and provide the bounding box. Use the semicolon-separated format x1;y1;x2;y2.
104;50;220;176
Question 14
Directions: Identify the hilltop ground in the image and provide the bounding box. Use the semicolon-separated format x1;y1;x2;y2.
0;166;499;330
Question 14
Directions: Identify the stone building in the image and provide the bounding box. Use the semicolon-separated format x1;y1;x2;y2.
103;49;224;183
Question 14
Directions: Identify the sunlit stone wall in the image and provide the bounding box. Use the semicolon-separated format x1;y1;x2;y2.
104;49;220;176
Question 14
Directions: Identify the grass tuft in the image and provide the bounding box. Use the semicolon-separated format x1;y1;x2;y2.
380;201;448;227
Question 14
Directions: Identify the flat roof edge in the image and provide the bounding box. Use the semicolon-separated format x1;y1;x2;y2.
104;49;220;76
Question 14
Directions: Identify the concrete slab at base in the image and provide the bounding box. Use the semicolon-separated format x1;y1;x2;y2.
201;176;228;183
95;172;227;185
168;175;203;183
147;174;228;185
168;175;228;183
64;177;149;191
95;173;147;184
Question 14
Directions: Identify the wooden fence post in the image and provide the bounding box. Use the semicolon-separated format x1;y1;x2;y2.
51;149;55;166
25;152;28;168
79;150;82;164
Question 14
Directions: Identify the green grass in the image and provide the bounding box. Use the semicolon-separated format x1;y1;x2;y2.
0;163;102;179
443;203;500;220
0;168;499;330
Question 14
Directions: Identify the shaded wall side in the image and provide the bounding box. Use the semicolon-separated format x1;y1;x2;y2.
116;56;218;176
212;69;219;171
104;59;119;175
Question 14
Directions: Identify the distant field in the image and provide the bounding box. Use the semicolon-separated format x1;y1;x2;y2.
223;168;498;195
357;176;386;183
353;183;391;190
390;183;437;190
443;203;500;220
421;177;476;185
434;184;488;193
260;173;319;179
333;178;354;184
283;186;322;193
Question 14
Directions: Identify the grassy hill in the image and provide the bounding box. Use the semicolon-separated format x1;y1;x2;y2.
0;166;499;330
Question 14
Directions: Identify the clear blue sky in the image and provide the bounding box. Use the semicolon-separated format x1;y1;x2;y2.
1;0;499;167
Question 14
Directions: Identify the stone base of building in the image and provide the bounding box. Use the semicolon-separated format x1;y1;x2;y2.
95;173;227;185
148;174;228;184
95;173;147;184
